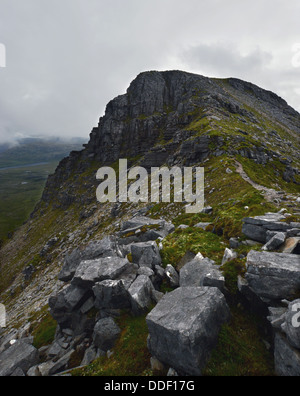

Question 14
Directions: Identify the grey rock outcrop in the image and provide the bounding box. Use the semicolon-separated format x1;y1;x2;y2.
180;256;225;292
242;213;299;244
0;340;39;377
128;275;155;315
130;241;161;269
245;250;300;301
92;317;121;352
146;287;230;376
93;279;131;310
71;257;131;288
59;236;120;282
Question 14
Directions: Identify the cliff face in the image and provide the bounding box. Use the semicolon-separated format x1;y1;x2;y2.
40;70;300;209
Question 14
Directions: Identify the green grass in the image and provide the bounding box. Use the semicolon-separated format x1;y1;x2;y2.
203;306;275;376
161;227;225;268
72;312;151;376
0;162;57;241
30;309;57;349
238;156;300;194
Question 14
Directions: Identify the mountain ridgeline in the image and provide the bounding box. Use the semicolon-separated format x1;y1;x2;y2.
41;70;300;209
0;71;300;377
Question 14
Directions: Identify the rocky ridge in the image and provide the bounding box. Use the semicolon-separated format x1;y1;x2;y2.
0;70;300;376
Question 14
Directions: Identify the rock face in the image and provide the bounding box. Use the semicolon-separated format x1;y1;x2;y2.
146;287;230;376
245;251;300;301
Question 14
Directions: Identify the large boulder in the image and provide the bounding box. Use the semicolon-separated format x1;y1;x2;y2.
49;285;92;321
92;317;121;352
128;275;155;315
71;257;131;288
130;242;161;269
245;250;300;300
180;256;225;292
146;287;230;376
93;279;131;310
49;285;95;334
0;340;39;377
59;236;120;282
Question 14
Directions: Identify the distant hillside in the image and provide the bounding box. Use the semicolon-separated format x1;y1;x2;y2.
0;137;86;168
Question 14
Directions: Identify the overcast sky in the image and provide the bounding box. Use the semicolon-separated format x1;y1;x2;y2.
0;0;299;144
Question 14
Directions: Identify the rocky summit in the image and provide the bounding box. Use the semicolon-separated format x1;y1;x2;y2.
0;70;300;377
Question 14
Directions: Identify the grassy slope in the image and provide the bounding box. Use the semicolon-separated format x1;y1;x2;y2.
0;163;58;241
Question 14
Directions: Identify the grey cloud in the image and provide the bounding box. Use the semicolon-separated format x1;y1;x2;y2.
181;43;273;78
0;0;299;144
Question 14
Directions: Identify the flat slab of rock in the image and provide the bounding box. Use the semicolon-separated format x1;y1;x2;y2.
59;236;119;282
0;340;39;377
146;287;230;376
72;257;131;288
242;213;295;243
245;250;300;300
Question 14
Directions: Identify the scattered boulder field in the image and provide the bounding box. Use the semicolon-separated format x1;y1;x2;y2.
1;209;299;377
